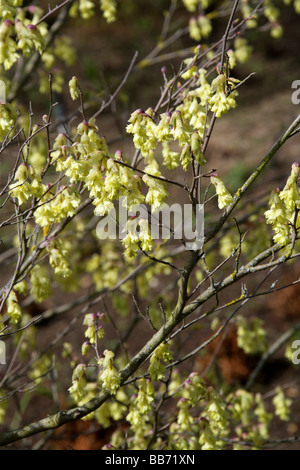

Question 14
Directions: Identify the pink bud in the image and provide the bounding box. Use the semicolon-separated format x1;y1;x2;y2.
27;24;37;31
189;372;198;378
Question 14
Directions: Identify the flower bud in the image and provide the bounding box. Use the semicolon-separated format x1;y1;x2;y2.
97;312;106;320
27;24;37;31
114;150;123;160
0;19;13;39
81;341;90;356
15;163;29;182
69;76;79;100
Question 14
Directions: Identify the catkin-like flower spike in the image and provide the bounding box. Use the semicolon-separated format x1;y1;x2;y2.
210;173;234;209
234;37;252;64
126;108;157;156
100;0;117;23
9;163;32;206
170;110;191;147
6;290;22;324
162;141;180;169
30;265;51;303
181;57;197;79
98;350;120;395
191;68;212;106
264;188;290;244
209;74;238;117
15;20;44;56
180;144;192;171
68;363;87;402
69;76;80;100
272;386;292;421
177;397;194;430
14;162;29;182
138;218;153;252
191;130;206;165
135;378;155;414
148;342;173;381
198;15;212;39
279;162;300;212
77;0;95;19
182;0;199;12
0;19;19;69
156;112;172;142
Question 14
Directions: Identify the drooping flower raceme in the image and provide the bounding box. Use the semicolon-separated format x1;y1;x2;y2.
100;0;117;23
126;108;158;157
272;386;292;421
5;290;22;324
98;349;120;395
69;76;80;100
210;173;234;209
148;342;173;381
68;363;87;402
265;162;300;245
264;188;290;245
30;265;51;303
0;19;19;69
208;74;238;118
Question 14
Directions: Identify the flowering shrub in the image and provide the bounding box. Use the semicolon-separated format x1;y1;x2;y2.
0;0;300;450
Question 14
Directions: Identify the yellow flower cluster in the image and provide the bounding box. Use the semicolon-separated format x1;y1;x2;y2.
126;378;155;444
265;162;300;245
0;103;17;141
210;173;234;209
29;265;51;302
5;290;22;324
236;316;268;355
189;15;212;41
0;5;46;71
82;312;105;345
9;162;46;206
100;0;117;23
148;342;173;381
70;0;117;22
98;349;120;395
